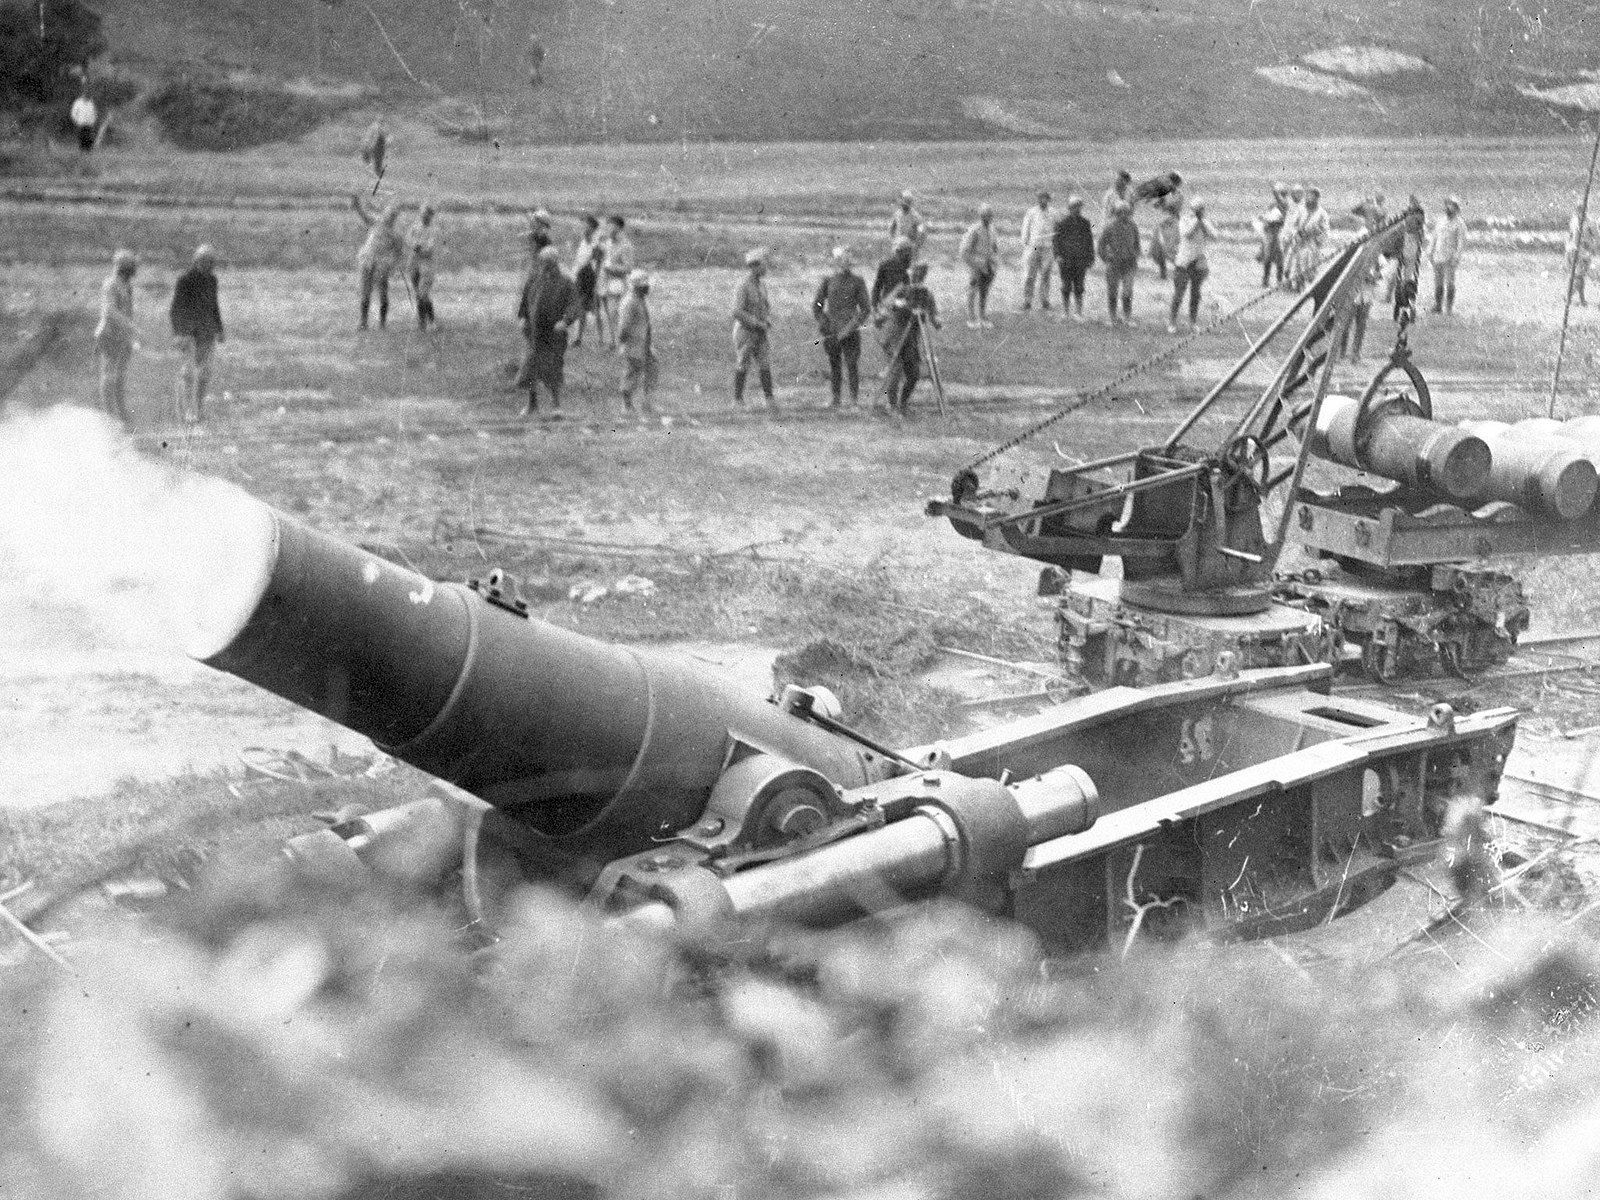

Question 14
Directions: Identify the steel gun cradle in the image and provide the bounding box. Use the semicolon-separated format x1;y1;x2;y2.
190;491;1516;949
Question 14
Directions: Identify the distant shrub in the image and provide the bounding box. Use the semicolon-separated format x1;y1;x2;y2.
0;0;106;108
147;77;339;151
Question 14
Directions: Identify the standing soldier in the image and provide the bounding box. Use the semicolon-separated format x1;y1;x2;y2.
360;120;388;190
408;202;439;330
1097;199;1140;326
1149;197;1180;282
169;245;224;424
516;245;578;418
599;215;635;348
888;191;927;257
732;247;776;409
812;246;871;407
526;208;554;256
70;85;98;153
1278;183;1307;289
881;262;940;415
1255;183;1289;288
958;204;1000;329
1101;169;1133;220
570;214;605;345
1427;196;1467;315
1019;190;1056;311
1290;186;1329;291
1052;196;1094;321
1567;203;1599;306
94;249;138;423
617;270;657;415
872;236;915;310
1168;197;1219;334
351;193;405;329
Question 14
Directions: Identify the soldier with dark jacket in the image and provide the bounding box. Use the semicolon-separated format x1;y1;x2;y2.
169;244;224;422
881;262;939;414
516;245;580;417
1052;196;1095;321
812;247;871;407
1097;200;1140;325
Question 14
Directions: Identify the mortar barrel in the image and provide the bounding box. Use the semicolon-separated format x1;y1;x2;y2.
186;487;899;858
1460;420;1599;520
1312;394;1491;501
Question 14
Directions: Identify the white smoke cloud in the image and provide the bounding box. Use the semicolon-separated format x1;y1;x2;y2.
0;406;272;658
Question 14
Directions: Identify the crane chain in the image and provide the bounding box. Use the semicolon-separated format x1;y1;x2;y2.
957;210;1414;483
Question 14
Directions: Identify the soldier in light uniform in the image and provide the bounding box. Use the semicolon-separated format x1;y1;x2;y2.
352;193;405;329
1019;190;1056;311
958;204;1000;328
598;215;635;348
1427;196;1467;315
617;269;657;414
731;247;776;409
95;249;139;422
888;191;927;257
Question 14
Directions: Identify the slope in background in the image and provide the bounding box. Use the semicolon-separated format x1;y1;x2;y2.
94;0;1600;144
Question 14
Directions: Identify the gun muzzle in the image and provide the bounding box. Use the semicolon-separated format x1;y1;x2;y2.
1311;393;1490;502
1459;420;1598;520
189;490;899;860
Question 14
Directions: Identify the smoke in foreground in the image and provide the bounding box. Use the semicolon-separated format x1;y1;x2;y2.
1;859;1599;1200
0;407;270;657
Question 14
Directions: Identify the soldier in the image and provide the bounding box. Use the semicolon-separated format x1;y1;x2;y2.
408;202;439;330
732;247;776;409
617;269;657;414
70;86;98;153
888;191;927;256
958;204;1000;328
881;261;939;415
1567;203;1599;306
1168;197;1219;334
1149;196;1180;282
1052;196;1094;321
94;249;138;423
598;215;635;348
1290;186;1329;291
516;245;578;418
570;213;604;344
871;235;915;309
351;193;405;329
812;246;871;407
1019;190;1056;311
1427;196;1467;315
1256;183;1289;288
1097;199;1140;325
169;245;224;424
1278;183;1307;289
526;208;554;256
1101;169;1133;220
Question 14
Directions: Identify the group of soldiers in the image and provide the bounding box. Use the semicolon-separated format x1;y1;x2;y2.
93;244;225;424
90;164;1489;426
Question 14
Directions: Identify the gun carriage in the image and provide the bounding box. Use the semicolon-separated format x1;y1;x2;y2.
185;487;1516;951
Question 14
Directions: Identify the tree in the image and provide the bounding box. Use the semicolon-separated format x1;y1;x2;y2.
0;0;107;107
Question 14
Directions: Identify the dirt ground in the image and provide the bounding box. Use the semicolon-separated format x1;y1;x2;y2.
7;196;1600;810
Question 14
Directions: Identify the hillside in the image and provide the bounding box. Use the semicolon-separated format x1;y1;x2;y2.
77;0;1600;144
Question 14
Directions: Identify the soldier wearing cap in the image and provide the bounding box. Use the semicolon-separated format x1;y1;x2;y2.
958;204;1000;328
1289;185;1329;291
599;215;635;348
812;247;871;407
351;192;405;329
1426;196;1467;315
1097;199;1140;325
888;191;927;256
408;202;439;330
1019;190;1056;311
1168;196;1219;334
1053;196;1094;321
617;269;657;414
882;261;940;415
1101;169;1133;221
95;249;139;422
516;244;579;418
732;247;776;408
1256;183;1290;289
169;244;224;423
